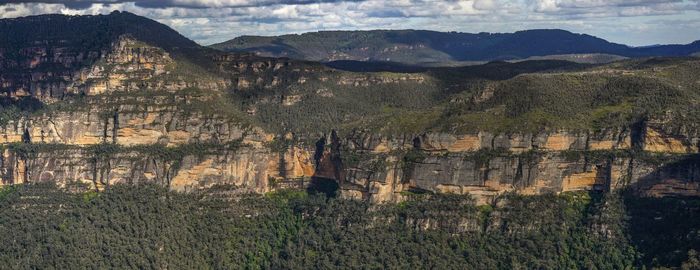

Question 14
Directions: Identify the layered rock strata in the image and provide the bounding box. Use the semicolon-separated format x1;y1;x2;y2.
1;112;697;204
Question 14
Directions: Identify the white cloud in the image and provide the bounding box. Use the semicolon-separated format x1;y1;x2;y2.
0;3;63;18
1;0;699;46
473;0;496;10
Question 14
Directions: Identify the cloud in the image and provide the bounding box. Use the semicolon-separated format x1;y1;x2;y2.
0;0;363;9
1;0;699;46
529;0;694;16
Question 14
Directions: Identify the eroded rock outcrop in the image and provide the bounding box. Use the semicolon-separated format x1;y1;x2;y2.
2;112;697;204
1;36;219;102
331;127;699;204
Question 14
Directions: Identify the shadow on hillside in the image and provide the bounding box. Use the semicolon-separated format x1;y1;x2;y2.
628;154;700;196
624;193;700;267
324;60;429;73
307;177;340;198
622;154;700;267
0;96;44;114
427;60;591;99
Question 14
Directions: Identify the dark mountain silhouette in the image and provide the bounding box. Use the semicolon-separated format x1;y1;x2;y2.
0;11;199;53
211;29;700;65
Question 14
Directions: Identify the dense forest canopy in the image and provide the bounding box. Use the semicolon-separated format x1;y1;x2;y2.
0;183;698;269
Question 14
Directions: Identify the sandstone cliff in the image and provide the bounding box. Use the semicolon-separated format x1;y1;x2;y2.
334;127;698;204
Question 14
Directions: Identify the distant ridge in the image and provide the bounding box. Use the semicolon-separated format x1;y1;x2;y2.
0;11;199;52
210;29;700;65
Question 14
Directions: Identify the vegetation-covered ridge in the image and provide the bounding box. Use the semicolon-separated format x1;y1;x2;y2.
0;11;228;105
211;29;700;65
351;58;699;135
232;56;700;137
0;183;698;269
0;11;198;53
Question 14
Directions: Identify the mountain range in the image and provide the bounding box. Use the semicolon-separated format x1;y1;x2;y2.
211;29;700;65
0;10;697;203
1;11;700;269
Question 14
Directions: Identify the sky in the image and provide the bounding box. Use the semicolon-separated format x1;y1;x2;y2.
1;0;699;46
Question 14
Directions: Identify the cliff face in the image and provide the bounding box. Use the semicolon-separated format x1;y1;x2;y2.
335;126;698;204
0;35;227;103
0;15;320;195
1;120;697;203
1;104;698;205
0;99;322;193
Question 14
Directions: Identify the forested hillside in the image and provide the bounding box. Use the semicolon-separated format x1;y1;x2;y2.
1;184;698;269
235;57;700;137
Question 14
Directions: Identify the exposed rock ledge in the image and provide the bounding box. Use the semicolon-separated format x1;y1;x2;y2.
2;121;695;205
